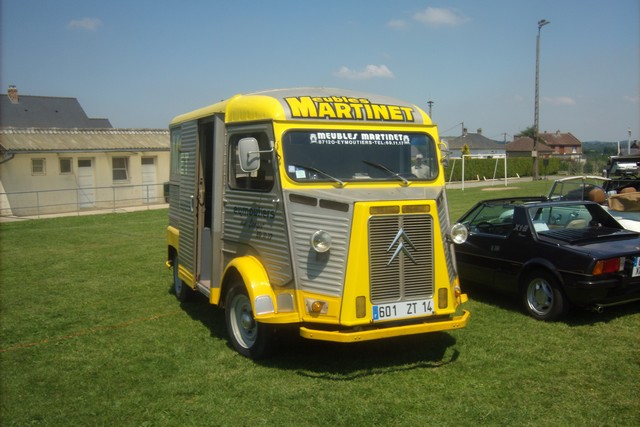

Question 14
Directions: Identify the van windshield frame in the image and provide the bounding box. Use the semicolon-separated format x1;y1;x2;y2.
281;129;438;183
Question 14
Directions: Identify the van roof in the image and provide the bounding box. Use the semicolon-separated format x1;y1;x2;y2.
170;87;431;126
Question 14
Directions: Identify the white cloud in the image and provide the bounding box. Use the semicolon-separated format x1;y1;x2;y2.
334;65;395;80
387;19;408;30
67;18;102;31
413;7;470;27
543;96;576;106
623;95;639;104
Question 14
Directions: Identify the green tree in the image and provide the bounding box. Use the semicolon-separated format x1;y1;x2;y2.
519;125;536;139
461;143;471;156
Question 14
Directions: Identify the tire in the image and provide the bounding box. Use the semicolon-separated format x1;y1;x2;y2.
521;270;568;321
225;282;275;359
172;252;193;302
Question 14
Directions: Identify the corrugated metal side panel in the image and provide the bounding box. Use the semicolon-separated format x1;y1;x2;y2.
289;210;350;297
177;121;197;273
437;190;457;282
223;191;292;286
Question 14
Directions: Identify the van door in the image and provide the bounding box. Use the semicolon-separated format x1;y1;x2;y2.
177;120;200;285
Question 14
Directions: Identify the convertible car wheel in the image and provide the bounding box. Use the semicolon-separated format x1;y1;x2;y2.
522;270;567;321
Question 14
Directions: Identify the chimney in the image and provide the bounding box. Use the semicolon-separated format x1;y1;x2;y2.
462;127;468;137
7;85;18;104
477;128;482;135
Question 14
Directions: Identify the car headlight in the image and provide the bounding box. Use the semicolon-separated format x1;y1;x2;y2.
448;223;468;244
310;230;332;253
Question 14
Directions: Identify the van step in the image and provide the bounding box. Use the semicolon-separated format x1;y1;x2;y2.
196;281;211;297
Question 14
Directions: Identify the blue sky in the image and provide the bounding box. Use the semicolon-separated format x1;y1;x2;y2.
1;0;638;142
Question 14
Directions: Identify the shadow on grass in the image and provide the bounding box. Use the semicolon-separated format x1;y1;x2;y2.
265;331;460;380
170;284;461;379
462;281;640;325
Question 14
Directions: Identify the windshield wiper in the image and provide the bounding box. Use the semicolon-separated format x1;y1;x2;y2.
362;160;409;185
291;164;345;187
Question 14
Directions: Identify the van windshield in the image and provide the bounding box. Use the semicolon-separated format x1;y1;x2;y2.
282;130;438;183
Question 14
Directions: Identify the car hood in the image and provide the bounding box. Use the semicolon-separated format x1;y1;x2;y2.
538;228;640;255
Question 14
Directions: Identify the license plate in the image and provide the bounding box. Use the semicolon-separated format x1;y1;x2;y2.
372;299;434;322
633;257;640;277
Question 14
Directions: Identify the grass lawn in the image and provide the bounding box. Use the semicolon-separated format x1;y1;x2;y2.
1;180;639;426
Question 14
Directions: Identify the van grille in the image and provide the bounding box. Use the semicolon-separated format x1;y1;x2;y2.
369;215;434;304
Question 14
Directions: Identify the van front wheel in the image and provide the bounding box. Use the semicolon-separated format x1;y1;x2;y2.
225;282;274;359
172;253;193;302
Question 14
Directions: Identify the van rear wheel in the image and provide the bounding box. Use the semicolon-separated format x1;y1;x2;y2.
225;282;274;359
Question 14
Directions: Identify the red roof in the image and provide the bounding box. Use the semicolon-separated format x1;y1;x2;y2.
506;137;553;153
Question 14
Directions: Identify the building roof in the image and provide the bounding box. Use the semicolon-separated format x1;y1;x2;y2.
539;131;581;146
0;128;169;153
442;130;504;151
506;136;553;153
0;93;112;129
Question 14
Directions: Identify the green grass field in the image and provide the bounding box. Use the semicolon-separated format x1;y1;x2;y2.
1;180;638;426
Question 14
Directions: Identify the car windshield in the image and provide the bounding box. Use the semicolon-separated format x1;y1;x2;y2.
548;178;608;201
282;130;438;183
527;202;621;232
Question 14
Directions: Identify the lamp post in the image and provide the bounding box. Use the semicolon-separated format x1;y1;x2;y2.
533;19;550;180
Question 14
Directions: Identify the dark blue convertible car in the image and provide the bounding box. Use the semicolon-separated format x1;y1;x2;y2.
453;197;640;320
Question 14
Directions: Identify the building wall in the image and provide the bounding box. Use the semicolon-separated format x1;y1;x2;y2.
0;150;169;216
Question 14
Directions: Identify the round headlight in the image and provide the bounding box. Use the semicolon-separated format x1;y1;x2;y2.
449;223;468;244
310;230;332;253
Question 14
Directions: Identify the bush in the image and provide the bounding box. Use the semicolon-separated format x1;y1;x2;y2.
443;157;562;181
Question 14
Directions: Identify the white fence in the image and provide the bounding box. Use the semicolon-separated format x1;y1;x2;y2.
0;183;168;218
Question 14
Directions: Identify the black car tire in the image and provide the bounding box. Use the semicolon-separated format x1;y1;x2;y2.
521;270;567;321
225;281;275;359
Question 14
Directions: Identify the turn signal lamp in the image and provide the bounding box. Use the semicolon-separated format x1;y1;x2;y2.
592;257;623;275
311;300;326;313
438;288;448;309
356;296;366;318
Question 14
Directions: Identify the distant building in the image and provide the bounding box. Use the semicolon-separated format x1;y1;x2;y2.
1;85;112;129
539;130;582;158
506;130;582;160
442;128;506;158
505;136;553;158
0;86;169;217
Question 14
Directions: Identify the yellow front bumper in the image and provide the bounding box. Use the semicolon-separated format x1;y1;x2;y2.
299;310;470;343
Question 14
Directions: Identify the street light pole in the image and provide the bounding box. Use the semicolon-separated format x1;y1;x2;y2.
533;19;550;180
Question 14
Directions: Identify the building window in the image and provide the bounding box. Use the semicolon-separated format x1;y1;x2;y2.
31;158;46;175
59;158;72;174
112;157;129;182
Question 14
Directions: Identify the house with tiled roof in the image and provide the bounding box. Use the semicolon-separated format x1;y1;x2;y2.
539;130;582;158
0;86;169;217
505;136;554;158
441;128;506;158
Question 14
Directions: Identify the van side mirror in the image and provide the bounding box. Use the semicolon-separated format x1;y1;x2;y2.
238;137;261;172
439;141;450;168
